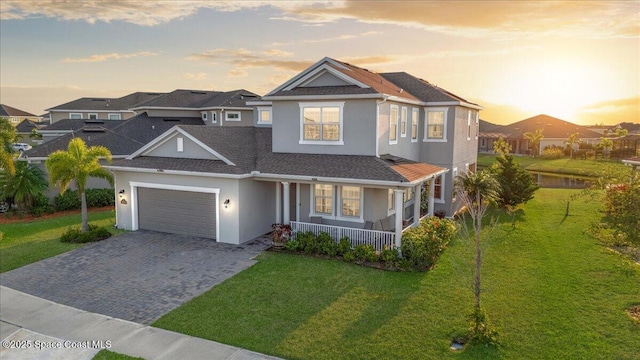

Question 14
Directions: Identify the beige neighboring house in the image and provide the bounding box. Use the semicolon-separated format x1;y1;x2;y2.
0;104;41;125
45;92;165;123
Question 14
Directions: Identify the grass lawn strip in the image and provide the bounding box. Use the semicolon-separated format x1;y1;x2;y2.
0;209;120;273
153;188;640;359
477;154;627;178
92;349;144;360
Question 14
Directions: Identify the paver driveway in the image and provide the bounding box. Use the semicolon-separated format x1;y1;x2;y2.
0;230;271;324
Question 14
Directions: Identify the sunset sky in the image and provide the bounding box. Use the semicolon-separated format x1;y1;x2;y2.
0;1;638;125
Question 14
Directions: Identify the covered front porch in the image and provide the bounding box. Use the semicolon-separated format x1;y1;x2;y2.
271;174;442;252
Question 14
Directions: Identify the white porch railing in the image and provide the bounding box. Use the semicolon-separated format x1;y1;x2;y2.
290;221;396;252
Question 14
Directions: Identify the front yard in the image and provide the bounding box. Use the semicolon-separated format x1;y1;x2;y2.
153;188;640;359
0;209;120;273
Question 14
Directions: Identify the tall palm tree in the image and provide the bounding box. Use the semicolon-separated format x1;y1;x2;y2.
455;170;500;316
523;128;544;157
46;138;113;232
565;132;580;159
0;161;48;210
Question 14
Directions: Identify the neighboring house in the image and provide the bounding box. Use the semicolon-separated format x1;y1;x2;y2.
0;104;41;125
478;114;602;155
15;119;48;146
45;92;165;123
106;57;480;248
477;119;507;153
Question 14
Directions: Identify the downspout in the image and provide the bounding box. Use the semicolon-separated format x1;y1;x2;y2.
375;95;389;158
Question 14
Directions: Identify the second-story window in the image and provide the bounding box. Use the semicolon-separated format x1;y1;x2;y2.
424;108;448;142
299;102;344;145
108;114;121;120
411;108;419;142
400;107;407;138
389;105;399;144
70;113;82;119
258;107;272;124
226;111;241;121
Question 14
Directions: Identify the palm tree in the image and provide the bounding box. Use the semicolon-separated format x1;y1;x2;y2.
0;161;48;210
599;137;613;160
565;132;580;159
454;171;500;317
46;138;113;232
523;128;544;157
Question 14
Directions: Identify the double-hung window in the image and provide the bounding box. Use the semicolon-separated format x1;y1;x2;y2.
400;107;407;137
389;105;399;144
434;175;444;202
341;186;361;218
467;111;472;140
314;184;333;215
424;108;447;142
411;108;418;142
299;102;344;145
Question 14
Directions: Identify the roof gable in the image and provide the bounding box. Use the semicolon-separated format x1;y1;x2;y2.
142;132;221;161
502;114;602;138
0;104;38;117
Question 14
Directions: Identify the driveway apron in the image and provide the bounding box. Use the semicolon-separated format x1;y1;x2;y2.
0;230;270;325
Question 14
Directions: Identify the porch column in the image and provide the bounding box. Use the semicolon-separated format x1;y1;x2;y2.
275;182;281;224
394;189;404;249
282;182;290;225
413;184;421;227
428;177;435;215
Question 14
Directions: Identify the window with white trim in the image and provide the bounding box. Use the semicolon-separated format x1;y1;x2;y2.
177;137;184;152
69;113;82;119
400;107;407;138
411;108;418;142
424;108;447;141
201;112;208;121
404;187;414;204
341;186;361;218
226;111;241;122
388;189;395;211
452;168;458;201
258;107;272;124
108;113;121;120
313;184;333;215
467;111;472;140
299;102;344;144
211;112;217;123
434;175;444;202
389;105;399;144
88;113;98;120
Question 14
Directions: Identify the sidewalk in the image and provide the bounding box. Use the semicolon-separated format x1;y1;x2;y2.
0;286;281;360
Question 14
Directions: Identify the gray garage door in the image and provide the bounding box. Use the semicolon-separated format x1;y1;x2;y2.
137;187;217;239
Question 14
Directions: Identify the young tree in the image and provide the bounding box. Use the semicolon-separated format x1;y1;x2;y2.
455;171;500;342
490;154;538;207
599;137;613;160
615;128;629;138
523;129;544;157
565;132;580;159
492;137;511;156
46;138;113;232
0;161;48;210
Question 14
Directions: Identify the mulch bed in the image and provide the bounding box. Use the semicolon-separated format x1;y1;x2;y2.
0;206;114;225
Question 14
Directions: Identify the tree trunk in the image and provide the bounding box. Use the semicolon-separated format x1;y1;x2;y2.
474;192;482;313
81;190;88;232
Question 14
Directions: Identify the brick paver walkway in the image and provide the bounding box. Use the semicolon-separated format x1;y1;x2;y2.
0;231;270;324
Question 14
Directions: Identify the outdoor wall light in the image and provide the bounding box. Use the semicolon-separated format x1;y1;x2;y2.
119;189;125;195
224;199;230;208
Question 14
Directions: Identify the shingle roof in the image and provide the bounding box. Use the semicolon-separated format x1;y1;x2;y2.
268;86;378;97
132;89;259;109
0;104;38;117
500;114;602;139
380;72;475;104
24;112;204;158
15;119;47;133
46;92;164;111
113;126;445;183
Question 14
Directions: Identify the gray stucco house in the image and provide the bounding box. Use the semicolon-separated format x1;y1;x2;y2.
106;57;481;249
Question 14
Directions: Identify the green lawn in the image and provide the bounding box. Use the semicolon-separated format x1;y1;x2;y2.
478;153;627;177
92;350;143;360
153;189;640;359
0;209;120;273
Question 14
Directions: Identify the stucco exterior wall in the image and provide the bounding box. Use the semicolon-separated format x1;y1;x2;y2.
376;101;421;161
144;132;219;160
221;109;254;127
238;180;275;241
271;99;377;155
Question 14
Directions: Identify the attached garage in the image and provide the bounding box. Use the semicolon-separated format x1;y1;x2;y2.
135;185;218;240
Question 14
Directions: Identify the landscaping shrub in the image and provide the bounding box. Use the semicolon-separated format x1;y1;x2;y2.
337;236;352;256
287;231;315;253
317;232;338;256
60;224;112;243
343;250;356;262
31;193;54;217
542;146;564;159
380;246;400;267
55;188;115;211
353;244;378;263
401;216;458;270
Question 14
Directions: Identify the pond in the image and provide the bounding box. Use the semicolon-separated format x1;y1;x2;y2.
529;172;592;189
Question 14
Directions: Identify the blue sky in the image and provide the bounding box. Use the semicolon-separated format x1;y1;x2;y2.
1;1;638;125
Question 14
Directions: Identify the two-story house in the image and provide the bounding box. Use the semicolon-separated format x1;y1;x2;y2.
106;57;480;250
1;104;41;125
45;92;165;123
